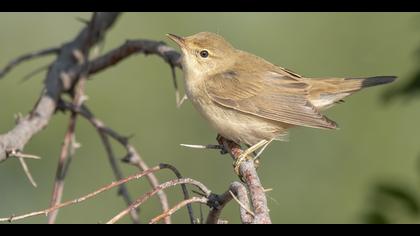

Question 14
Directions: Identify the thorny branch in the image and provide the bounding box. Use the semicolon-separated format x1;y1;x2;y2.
106;177;212;224
57;101;172;224
0;12;120;163
0;166;214;224
0;165;181;223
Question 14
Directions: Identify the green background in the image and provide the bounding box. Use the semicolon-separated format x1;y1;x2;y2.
0;13;419;224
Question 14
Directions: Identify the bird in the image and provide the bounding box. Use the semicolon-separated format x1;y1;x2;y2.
166;32;397;174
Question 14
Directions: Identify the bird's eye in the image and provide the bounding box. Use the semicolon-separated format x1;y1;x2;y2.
199;50;209;58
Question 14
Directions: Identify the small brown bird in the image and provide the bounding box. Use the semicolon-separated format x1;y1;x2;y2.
167;32;396;172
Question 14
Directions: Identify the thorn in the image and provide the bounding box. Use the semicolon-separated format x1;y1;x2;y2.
180;144;223;150
8;214;15;223
14;113;24;125
229;191;255;217
177;94;188;108
79;95;89;104
7;149;41;160
91;46;101;59
17;157;38;188
75;17;90;25
60;72;72;89
218;219;229;224
72;142;82;150
72;50;85;65
121;153;136;164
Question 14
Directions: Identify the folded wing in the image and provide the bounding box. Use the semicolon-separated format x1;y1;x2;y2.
204;69;338;129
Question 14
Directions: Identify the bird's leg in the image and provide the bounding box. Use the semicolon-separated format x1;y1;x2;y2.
233;139;269;176
216;134;229;154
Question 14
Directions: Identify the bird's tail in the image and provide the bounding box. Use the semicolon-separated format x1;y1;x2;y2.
309;76;397;110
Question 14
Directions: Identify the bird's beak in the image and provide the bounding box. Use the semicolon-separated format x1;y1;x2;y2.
166;33;186;48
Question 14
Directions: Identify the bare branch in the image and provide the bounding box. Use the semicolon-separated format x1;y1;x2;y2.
0;12;120;163
217;136;272;224
0;165;163;223
57;101;171;224
106;178;212;224
74;39;182;78
149;197;208;224
48;46;90;224
47;110;78;224
0;47;59;79
157;163;196;224
206;181;253;224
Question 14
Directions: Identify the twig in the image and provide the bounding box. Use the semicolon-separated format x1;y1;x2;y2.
47;110;78;224
66;39;181;81
106;178;212;224
0;165;164;223
149;197;208;224
157;163;195;224
97;131;140;224
217;136;272;224
0;47;59;79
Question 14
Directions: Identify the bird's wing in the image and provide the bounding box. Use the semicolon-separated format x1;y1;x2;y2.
204;68;338;129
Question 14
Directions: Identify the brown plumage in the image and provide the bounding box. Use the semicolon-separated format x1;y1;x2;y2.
167;32;396;147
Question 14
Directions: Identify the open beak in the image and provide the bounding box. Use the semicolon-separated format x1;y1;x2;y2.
166;33;186;48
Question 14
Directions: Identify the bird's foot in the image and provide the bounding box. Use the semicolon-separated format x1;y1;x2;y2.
233;139;269;179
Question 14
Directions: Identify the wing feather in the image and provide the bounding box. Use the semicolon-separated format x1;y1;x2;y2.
204;69;338;129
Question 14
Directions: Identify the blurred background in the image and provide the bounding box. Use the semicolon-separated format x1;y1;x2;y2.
1;13;420;224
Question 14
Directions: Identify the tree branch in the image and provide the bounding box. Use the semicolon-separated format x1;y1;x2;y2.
0;165;164;223
57;101;172;223
0;12;120;163
0;47;59;79
106;178;212;224
217;136;272;224
66;39;181;81
206;181;253;224
97;130;141;223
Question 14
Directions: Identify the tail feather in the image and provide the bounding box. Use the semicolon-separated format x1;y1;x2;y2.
346;76;397;90
309;75;397;110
